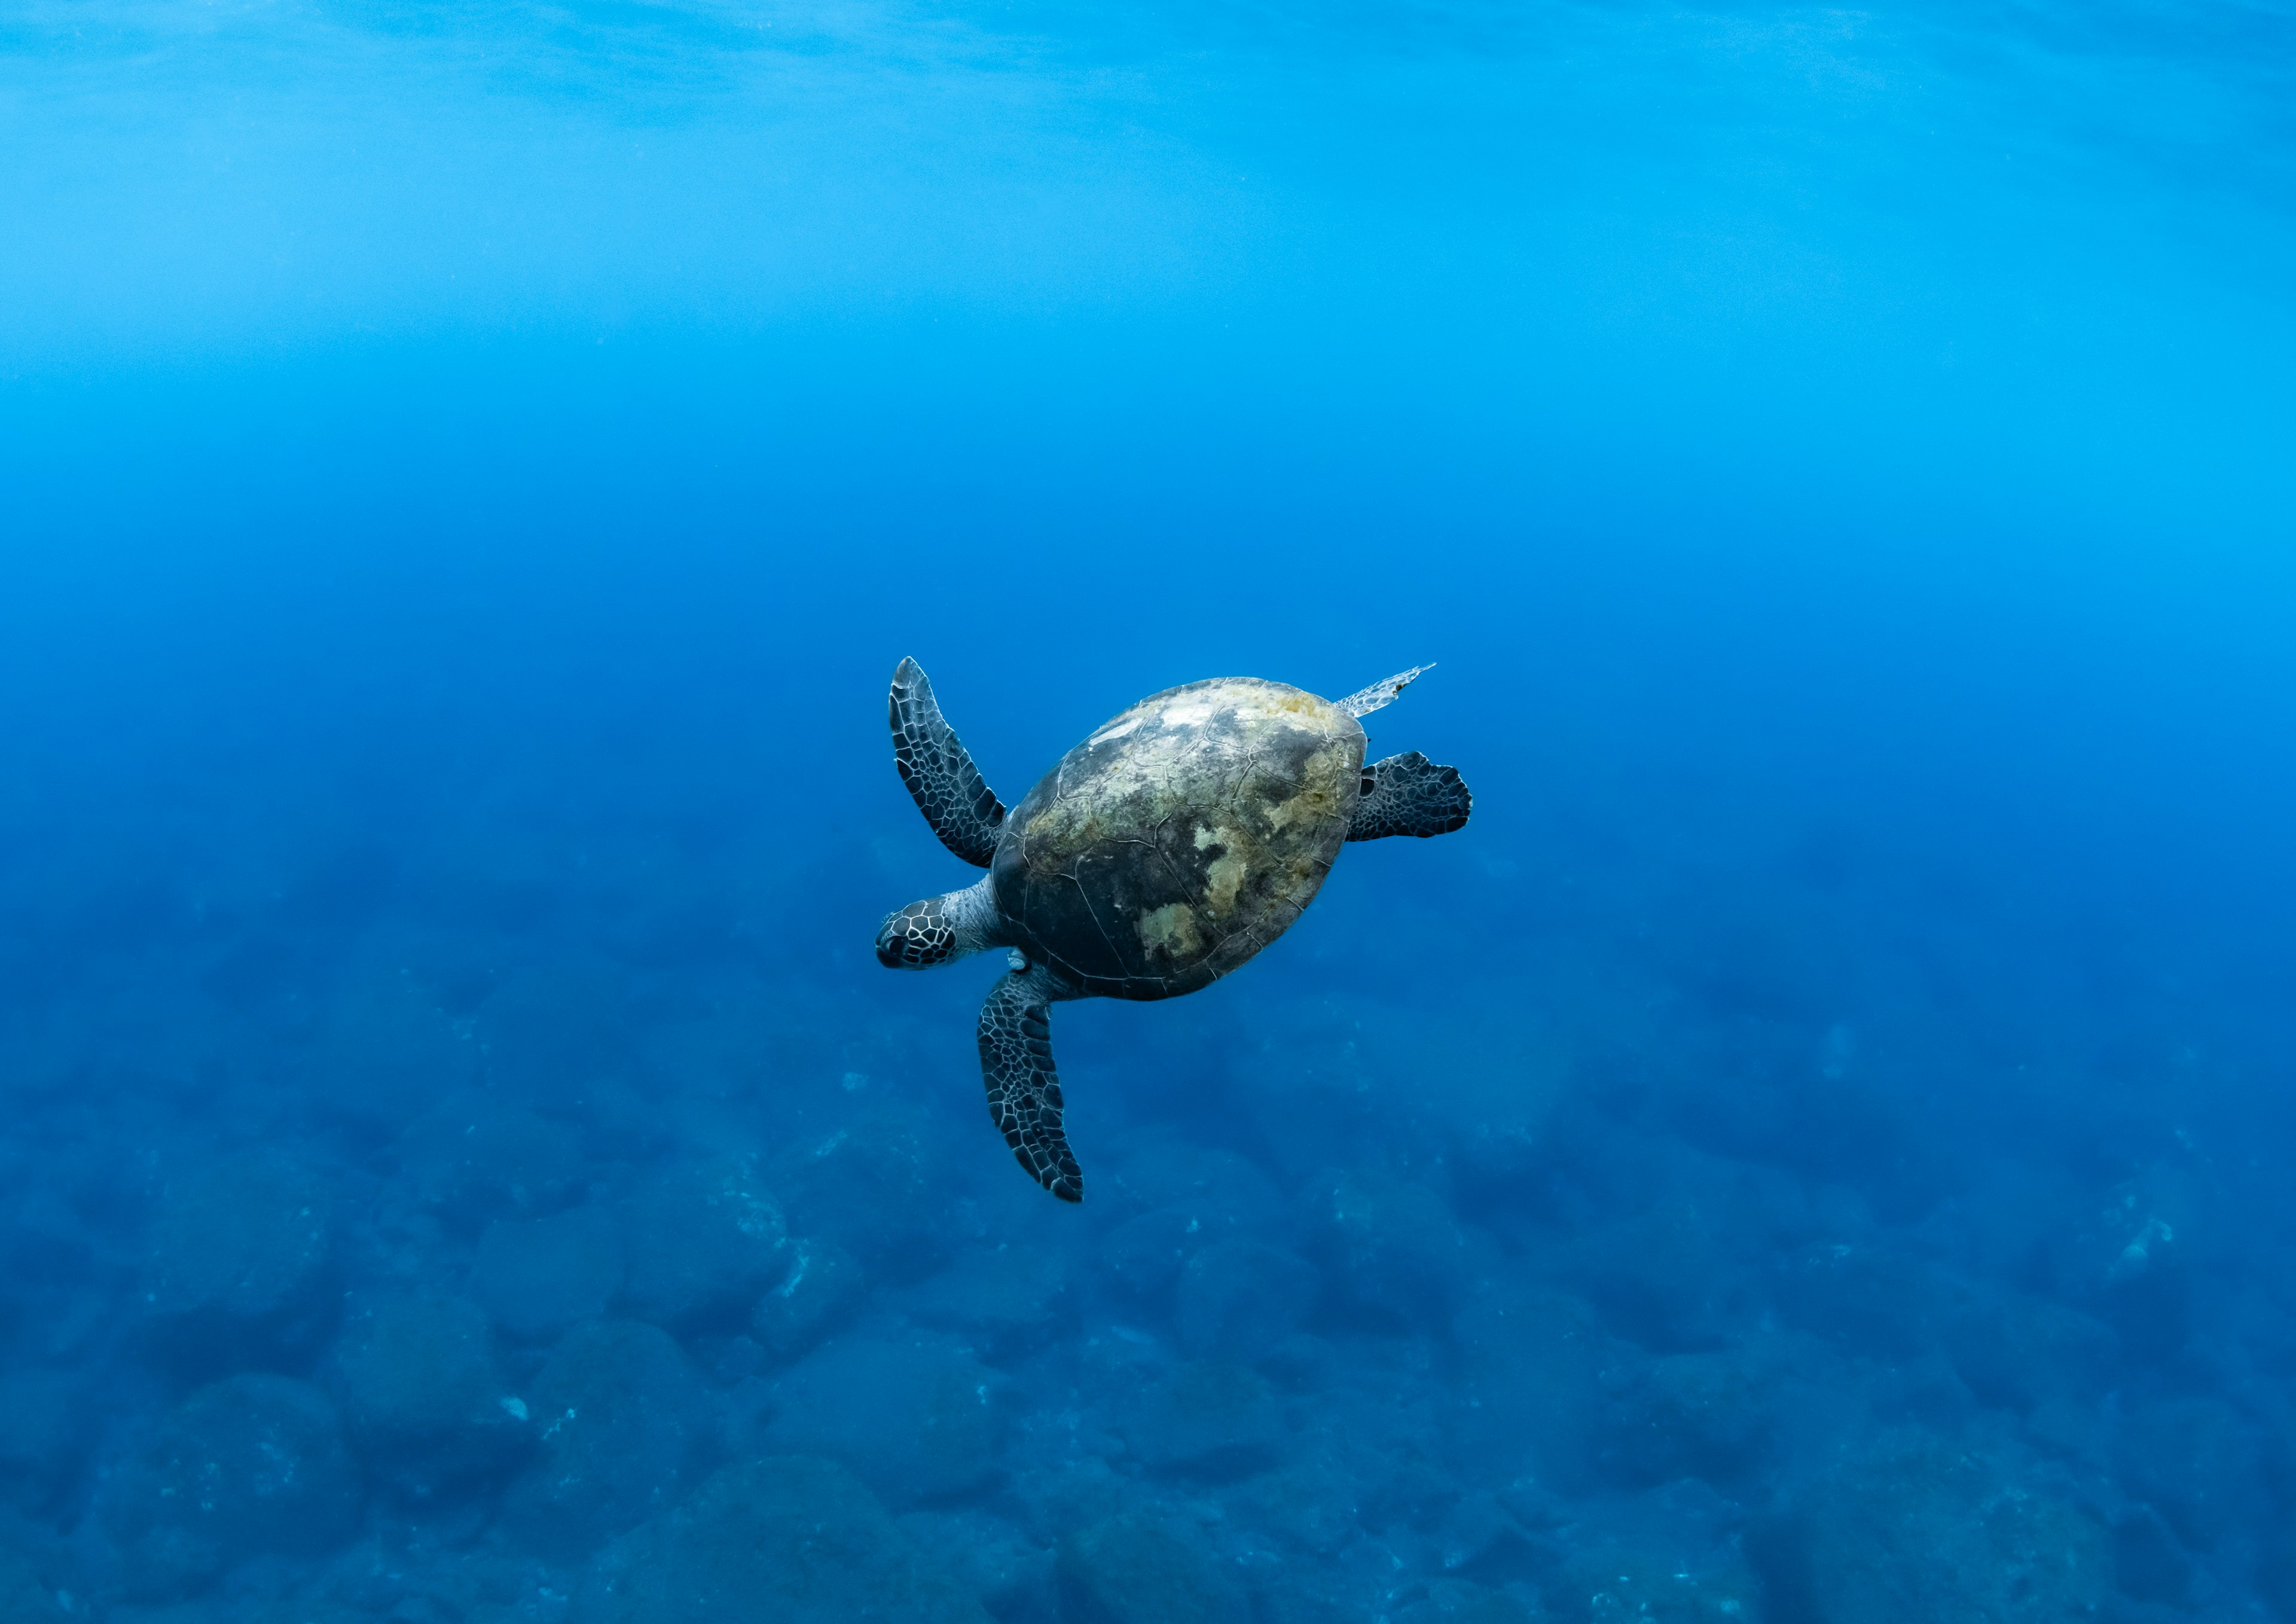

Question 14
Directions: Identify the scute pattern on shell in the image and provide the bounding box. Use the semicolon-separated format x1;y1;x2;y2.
990;678;1364;1000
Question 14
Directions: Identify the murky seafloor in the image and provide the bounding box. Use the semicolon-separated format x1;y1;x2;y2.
2;587;2292;1624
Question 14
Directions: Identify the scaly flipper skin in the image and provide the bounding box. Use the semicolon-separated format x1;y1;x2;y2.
977;967;1083;1202
1347;751;1473;841
889;657;1004;868
1336;664;1431;719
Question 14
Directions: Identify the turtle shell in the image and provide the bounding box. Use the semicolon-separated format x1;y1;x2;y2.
990;677;1366;1000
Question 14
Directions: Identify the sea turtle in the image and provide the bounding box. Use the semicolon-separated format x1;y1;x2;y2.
874;658;1472;1201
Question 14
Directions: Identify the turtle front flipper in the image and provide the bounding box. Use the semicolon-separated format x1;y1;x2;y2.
1335;664;1431;719
978;967;1083;1202
890;657;1005;868
1347;751;1472;841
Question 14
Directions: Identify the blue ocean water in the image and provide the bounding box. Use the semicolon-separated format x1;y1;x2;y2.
4;0;2296;1618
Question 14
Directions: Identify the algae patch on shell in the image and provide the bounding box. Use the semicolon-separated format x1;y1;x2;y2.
1138;902;1203;958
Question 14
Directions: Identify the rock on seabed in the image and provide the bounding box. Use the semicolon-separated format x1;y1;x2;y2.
576;1454;993;1624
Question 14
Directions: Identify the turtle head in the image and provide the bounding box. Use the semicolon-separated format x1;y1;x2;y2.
877;898;958;969
875;880;1001;970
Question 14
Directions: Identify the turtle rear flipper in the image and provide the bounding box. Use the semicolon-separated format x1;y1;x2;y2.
1347;752;1471;841
978;968;1083;1202
889;657;1005;868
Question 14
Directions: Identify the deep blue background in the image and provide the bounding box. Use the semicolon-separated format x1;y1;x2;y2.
4;0;2295;1617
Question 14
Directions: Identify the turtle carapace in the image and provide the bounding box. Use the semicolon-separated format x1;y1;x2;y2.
875;659;1471;1202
